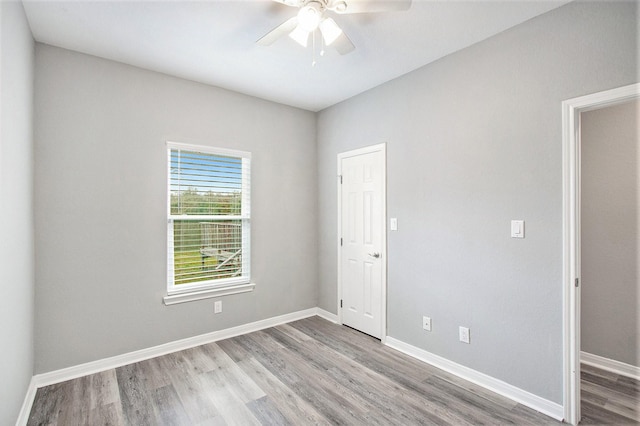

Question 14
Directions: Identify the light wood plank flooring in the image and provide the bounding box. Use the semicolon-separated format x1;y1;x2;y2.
26;316;629;425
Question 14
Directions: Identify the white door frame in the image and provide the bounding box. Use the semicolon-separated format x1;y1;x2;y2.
337;143;387;342
561;82;639;425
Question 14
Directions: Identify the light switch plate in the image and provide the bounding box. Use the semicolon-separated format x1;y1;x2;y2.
511;220;525;238
390;218;398;231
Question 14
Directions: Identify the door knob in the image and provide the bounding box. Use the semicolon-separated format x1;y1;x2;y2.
368;252;380;258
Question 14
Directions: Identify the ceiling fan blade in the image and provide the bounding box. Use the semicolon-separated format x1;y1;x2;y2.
332;31;355;55
331;0;412;14
257;17;299;46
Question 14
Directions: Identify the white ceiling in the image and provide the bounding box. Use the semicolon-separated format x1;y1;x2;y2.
22;0;572;112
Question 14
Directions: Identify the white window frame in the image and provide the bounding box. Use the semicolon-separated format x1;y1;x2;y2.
163;141;254;305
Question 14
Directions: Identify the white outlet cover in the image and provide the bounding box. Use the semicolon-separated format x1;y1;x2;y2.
459;326;470;344
214;300;222;313
422;316;431;331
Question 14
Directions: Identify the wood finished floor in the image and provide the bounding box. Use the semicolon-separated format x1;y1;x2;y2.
26;316;635;425
580;363;639;425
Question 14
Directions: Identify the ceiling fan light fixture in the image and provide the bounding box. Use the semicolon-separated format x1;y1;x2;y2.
288;25;310;47
297;2;322;32
319;18;343;46
259;0;412;58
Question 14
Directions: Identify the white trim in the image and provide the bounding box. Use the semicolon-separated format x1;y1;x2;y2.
562;82;640;425
163;282;255;305
385;337;564;421
15;377;37;426
316;307;339;323
337;143;387;342
32;308;317;388
561;92;582;426
166;141;251;160
337;156;342;324
581;351;640;381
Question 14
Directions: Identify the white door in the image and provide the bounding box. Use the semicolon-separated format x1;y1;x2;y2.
338;144;386;339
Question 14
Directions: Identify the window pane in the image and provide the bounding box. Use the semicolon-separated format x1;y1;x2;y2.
172;219;244;285
170;150;243;216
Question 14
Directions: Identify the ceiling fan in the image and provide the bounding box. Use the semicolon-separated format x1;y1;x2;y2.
257;0;412;56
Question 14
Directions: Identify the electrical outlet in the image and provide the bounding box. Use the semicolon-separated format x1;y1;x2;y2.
422;316;432;331
459;326;470;344
214;300;222;314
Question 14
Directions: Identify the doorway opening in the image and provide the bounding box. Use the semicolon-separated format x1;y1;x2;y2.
562;83;640;425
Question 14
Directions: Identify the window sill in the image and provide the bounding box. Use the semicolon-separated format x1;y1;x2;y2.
163;282;255;306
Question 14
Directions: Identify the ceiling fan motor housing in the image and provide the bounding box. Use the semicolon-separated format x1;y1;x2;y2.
297;1;324;32
298;0;347;14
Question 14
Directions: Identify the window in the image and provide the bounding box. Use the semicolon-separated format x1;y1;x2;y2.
164;142;252;305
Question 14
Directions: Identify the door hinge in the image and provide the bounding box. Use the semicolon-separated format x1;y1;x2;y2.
339;175;343;184
340;237;343;246
340;299;343;308
575;278;579;288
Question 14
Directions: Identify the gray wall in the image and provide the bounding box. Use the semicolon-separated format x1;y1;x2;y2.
317;0;638;404
581;100;639;368
0;1;35;424
34;45;318;373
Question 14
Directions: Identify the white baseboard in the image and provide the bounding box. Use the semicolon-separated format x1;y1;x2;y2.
15;377;37;426
385;336;564;422
315;307;339;323
33;307;318;388
581;351;640;380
